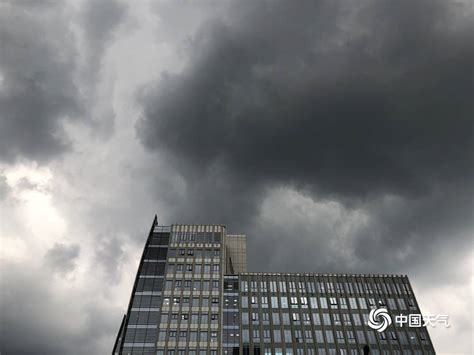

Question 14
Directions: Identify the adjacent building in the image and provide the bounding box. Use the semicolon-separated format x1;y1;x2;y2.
113;217;435;354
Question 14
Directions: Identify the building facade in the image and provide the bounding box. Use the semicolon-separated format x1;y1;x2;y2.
113;217;435;354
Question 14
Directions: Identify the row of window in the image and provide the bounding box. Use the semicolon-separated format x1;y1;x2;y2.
157;350;218;355
240;327;430;345
226;348;431;355
170;231;222;243
168;248;221;258
166;263;221;274
241;295;416;312
157;329;219;342
163;296;220;307
240;278;412;296
163;280;220;293
160;312;219;324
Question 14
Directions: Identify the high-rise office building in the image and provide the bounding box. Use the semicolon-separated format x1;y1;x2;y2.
113;217;435;354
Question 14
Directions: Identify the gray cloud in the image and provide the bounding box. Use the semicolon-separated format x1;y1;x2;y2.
0;1;82;162
0;0;128;163
81;0;128;81
0;1;472;354
0;261;120;355
138;0;473;269
0;174;9;200
94;236;125;284
44;242;81;274
138;0;472;202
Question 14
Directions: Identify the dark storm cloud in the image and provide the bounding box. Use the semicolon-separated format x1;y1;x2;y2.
138;0;473;273
0;1;82;162
139;0;472;201
0;0;128;163
44;242;81;274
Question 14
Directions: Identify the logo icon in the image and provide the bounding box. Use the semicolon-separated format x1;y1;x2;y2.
368;308;392;332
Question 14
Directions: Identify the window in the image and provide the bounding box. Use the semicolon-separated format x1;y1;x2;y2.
340;298;347;309
179;249;185;256
302;313;311;325
347;330;356;344
348;297;357;309
292;312;300;321
325;330;334;343
187;249;194;256
272;312;280;325
212;297;219;304
158;331;166;341
320;297;328;309
315;330;324;343
356;330;366;343
322;313;331;325
358;298;367;309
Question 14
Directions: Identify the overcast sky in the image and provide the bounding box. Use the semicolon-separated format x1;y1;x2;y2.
0;0;472;354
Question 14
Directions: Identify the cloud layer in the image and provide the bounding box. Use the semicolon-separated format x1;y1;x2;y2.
0;0;472;354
